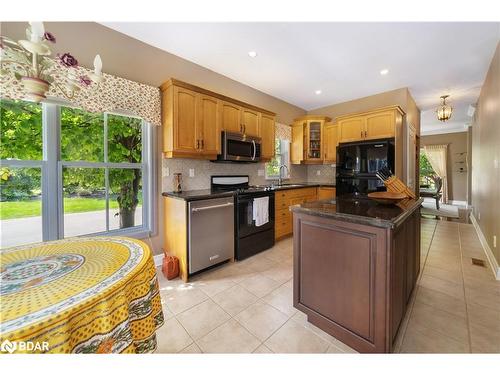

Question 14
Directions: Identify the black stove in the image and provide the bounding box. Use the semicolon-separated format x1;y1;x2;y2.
211;176;275;260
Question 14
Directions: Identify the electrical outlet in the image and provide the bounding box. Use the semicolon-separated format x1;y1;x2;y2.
494;159;499;169
258;169;264;177
165;167;170;177
494;235;497;248
478;212;481;220
316;170;321;176
189;168;195;177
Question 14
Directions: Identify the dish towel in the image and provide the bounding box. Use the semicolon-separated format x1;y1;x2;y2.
253;196;269;227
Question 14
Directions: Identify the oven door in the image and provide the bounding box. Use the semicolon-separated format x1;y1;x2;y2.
222;132;261;162
237;192;275;238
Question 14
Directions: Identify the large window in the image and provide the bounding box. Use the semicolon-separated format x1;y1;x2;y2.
265;139;290;179
0;99;154;248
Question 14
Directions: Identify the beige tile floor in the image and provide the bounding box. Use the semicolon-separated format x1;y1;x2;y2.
154;218;500;353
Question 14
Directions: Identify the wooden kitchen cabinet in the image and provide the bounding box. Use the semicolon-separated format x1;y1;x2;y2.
220;101;242;134
338;107;403;143
161;79;277;160
197;94;220;155
318;186;336;200
291;116;331;164
323;123;339;163
275;187;318;239
291;121;305;164
365;110;396;140
241;108;260;137
260;113;276;161
221;103;261;137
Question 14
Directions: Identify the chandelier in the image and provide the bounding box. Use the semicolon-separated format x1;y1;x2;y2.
436;95;453;122
0;22;103;103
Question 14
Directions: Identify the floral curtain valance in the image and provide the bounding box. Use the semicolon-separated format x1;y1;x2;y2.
276;122;292;142
1;61;161;126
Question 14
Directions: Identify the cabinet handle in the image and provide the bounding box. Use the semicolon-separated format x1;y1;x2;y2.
361;131;363;138
365;130;367;137
201;139;204;149
196;140;200;149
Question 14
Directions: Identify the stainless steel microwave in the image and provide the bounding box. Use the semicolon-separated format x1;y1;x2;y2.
217;131;261;162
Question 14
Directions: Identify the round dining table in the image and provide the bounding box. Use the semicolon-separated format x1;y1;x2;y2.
0;237;164;354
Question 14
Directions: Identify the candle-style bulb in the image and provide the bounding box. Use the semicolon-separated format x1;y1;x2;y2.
29;22;45;42
93;54;102;76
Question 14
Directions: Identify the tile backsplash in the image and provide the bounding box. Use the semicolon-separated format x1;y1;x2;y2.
306;164;336;183
161;159;336;192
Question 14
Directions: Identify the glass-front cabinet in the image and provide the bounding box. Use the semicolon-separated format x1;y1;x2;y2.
291;116;331;164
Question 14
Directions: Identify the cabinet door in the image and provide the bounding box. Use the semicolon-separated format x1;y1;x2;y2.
324;123;338;163
197;94;220;155
260;114;275;160
291;122;305;164
242;108;260;137
220;101;242;133
365;110;395;140
306;121;323;161
339;117;365;143
318;187;335;200
173;86;198;153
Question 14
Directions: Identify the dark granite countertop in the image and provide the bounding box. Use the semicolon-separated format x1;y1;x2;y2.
290;196;423;228
162;182;335;201
162;189;235;201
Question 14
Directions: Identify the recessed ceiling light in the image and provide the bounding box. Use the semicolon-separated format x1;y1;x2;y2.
380;69;389;75
248;51;257;58
315;90;322;95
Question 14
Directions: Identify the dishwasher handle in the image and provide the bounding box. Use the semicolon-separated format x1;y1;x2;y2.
191;202;234;212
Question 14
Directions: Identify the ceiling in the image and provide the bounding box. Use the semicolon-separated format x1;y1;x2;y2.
102;22;499;134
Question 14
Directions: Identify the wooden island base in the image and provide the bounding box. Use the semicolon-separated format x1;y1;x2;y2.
292;200;421;353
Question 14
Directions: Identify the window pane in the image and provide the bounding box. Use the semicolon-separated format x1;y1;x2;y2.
0;167;42;247
109;168;142;230
63;167;106;237
0;99;43;160
108;114;142;163
61;107;104;162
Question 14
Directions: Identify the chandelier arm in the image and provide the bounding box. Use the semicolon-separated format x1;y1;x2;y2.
52;81;76;100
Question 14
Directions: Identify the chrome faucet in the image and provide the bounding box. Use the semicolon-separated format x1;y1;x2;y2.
278;164;289;185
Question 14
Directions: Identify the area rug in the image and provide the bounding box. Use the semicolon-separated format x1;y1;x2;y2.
421;201;459;218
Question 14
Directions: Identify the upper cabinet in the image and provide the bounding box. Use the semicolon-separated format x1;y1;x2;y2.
291;116;331;165
220;101;242;134
323;122;338;163
241;108;260;137
161;79;276;160
260;113;276;161
338;107;403;144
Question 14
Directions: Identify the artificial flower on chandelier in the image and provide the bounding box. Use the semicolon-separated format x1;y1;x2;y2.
0;22;103;102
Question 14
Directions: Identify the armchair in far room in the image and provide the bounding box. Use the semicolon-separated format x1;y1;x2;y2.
419;175;443;209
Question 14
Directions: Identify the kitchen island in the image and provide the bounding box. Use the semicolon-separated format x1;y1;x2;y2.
290;196;422;353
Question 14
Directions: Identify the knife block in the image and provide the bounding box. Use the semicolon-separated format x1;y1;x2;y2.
384;176;417;199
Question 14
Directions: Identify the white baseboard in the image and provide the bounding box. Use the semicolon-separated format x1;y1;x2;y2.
450;200;467;207
470;213;500;280
153;254;163;268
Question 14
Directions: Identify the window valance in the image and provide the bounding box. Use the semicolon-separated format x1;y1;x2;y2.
276;122;292;142
0;61;161;126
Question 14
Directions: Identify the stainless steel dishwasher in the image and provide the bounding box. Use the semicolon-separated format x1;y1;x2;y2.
188;196;235;274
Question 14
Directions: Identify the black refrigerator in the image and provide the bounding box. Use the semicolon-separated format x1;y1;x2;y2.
336;138;395;197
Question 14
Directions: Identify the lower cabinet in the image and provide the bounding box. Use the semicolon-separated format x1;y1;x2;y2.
318;187;336;200
293;207;421;353
275;187;317;239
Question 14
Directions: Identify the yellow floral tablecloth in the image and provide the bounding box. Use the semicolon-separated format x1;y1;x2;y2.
0;237;164;354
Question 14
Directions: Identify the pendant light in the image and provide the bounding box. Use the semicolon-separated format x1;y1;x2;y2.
436;95;453;122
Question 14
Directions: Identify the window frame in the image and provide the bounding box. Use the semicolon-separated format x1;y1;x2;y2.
265;138;290;180
0;100;155;245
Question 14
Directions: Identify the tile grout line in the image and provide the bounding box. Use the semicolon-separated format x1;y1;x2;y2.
396;219;437;352
457;223;473;354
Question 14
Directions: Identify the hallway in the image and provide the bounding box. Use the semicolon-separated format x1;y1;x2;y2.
396;219;500;353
